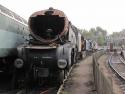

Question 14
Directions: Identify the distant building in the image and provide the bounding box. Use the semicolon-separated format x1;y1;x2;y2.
106;31;125;47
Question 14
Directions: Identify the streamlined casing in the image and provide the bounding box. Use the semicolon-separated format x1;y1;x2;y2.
28;8;69;44
0;5;29;57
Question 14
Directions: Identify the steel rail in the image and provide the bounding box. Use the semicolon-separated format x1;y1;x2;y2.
108;54;125;81
14;64;75;94
108;53;125;93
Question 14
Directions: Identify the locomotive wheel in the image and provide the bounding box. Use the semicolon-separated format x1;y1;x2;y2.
67;53;71;72
74;51;77;63
11;70;17;89
71;51;74;65
11;69;25;89
71;50;77;65
58;70;65;85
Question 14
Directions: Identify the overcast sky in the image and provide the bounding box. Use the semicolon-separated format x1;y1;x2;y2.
1;0;125;34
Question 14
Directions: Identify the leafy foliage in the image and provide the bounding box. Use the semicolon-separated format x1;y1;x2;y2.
81;26;107;46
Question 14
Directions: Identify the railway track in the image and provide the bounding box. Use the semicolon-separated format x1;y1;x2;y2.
0;81;59;94
108;53;125;93
0;64;75;94
18;64;74;94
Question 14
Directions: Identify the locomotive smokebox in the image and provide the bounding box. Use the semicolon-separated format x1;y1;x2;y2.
28;7;69;44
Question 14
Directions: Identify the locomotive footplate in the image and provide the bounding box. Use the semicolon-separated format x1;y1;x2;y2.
36;68;49;77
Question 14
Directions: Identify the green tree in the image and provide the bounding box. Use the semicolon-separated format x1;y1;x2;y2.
97;35;105;45
81;27;107;46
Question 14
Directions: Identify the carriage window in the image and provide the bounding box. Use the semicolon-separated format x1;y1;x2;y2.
13;13;23;22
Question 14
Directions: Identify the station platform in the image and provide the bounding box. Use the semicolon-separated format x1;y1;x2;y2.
60;56;96;94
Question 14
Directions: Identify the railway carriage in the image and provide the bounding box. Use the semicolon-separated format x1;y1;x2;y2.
0;5;29;74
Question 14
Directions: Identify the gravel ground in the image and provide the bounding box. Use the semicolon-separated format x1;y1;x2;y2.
61;56;96;94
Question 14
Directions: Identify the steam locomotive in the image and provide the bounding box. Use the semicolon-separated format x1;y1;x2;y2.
13;7;84;86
